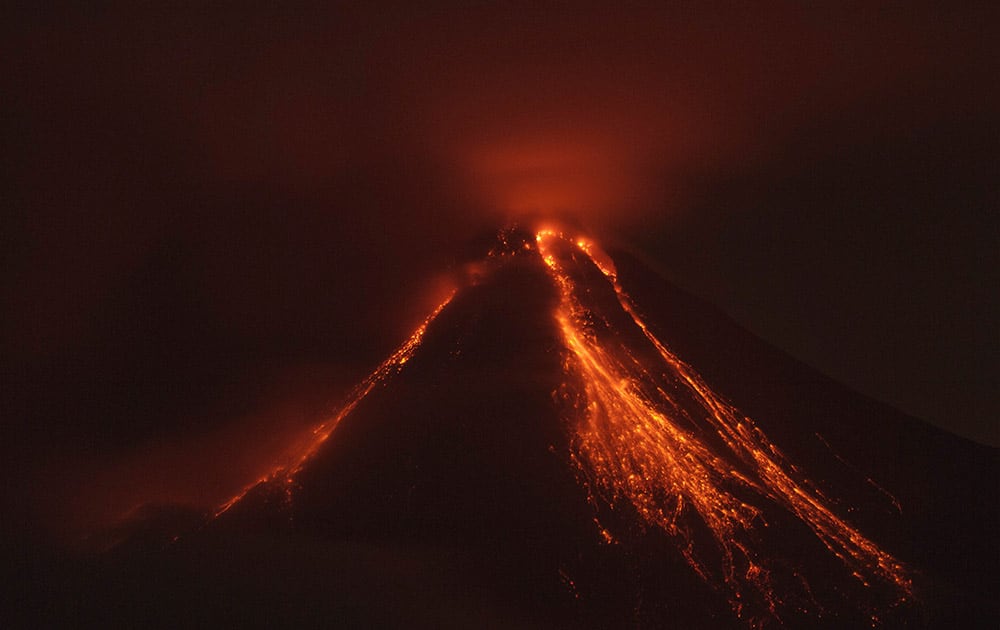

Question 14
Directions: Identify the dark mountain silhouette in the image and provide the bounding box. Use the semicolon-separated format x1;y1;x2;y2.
7;226;995;629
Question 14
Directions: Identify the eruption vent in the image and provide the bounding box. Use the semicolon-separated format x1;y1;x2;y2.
210;227;914;627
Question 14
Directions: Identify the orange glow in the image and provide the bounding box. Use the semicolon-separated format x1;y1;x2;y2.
463;137;647;219
214;290;456;517
205;227;912;625
535;229;911;622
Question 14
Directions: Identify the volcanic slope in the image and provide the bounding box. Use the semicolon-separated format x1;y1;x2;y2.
32;227;996;629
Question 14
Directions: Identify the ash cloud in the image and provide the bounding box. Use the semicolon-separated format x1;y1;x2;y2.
2;3;996;542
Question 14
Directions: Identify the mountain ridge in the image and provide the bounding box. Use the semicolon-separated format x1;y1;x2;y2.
8;227;995;629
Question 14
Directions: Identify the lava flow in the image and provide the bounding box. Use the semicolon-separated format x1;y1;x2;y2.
535;228;912;621
207;227;913;625
214;290;456;517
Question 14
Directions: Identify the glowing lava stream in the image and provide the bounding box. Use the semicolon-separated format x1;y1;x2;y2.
535;229;912;618
214;291;456;518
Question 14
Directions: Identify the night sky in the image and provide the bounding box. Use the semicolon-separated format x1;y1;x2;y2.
2;4;997;539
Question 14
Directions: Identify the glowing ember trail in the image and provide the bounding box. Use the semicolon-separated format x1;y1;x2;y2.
535;229;911;621
214;291;455;518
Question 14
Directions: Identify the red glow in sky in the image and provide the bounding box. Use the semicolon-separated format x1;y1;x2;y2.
4;4;996;551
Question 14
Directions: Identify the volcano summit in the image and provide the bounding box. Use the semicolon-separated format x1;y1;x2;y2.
16;227;997;629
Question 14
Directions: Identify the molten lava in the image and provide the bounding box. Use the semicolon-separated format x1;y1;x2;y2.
214;290;455;517
535;228;912;622
210;227;912;625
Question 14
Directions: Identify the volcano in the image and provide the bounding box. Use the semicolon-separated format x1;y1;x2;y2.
16;227;996;629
